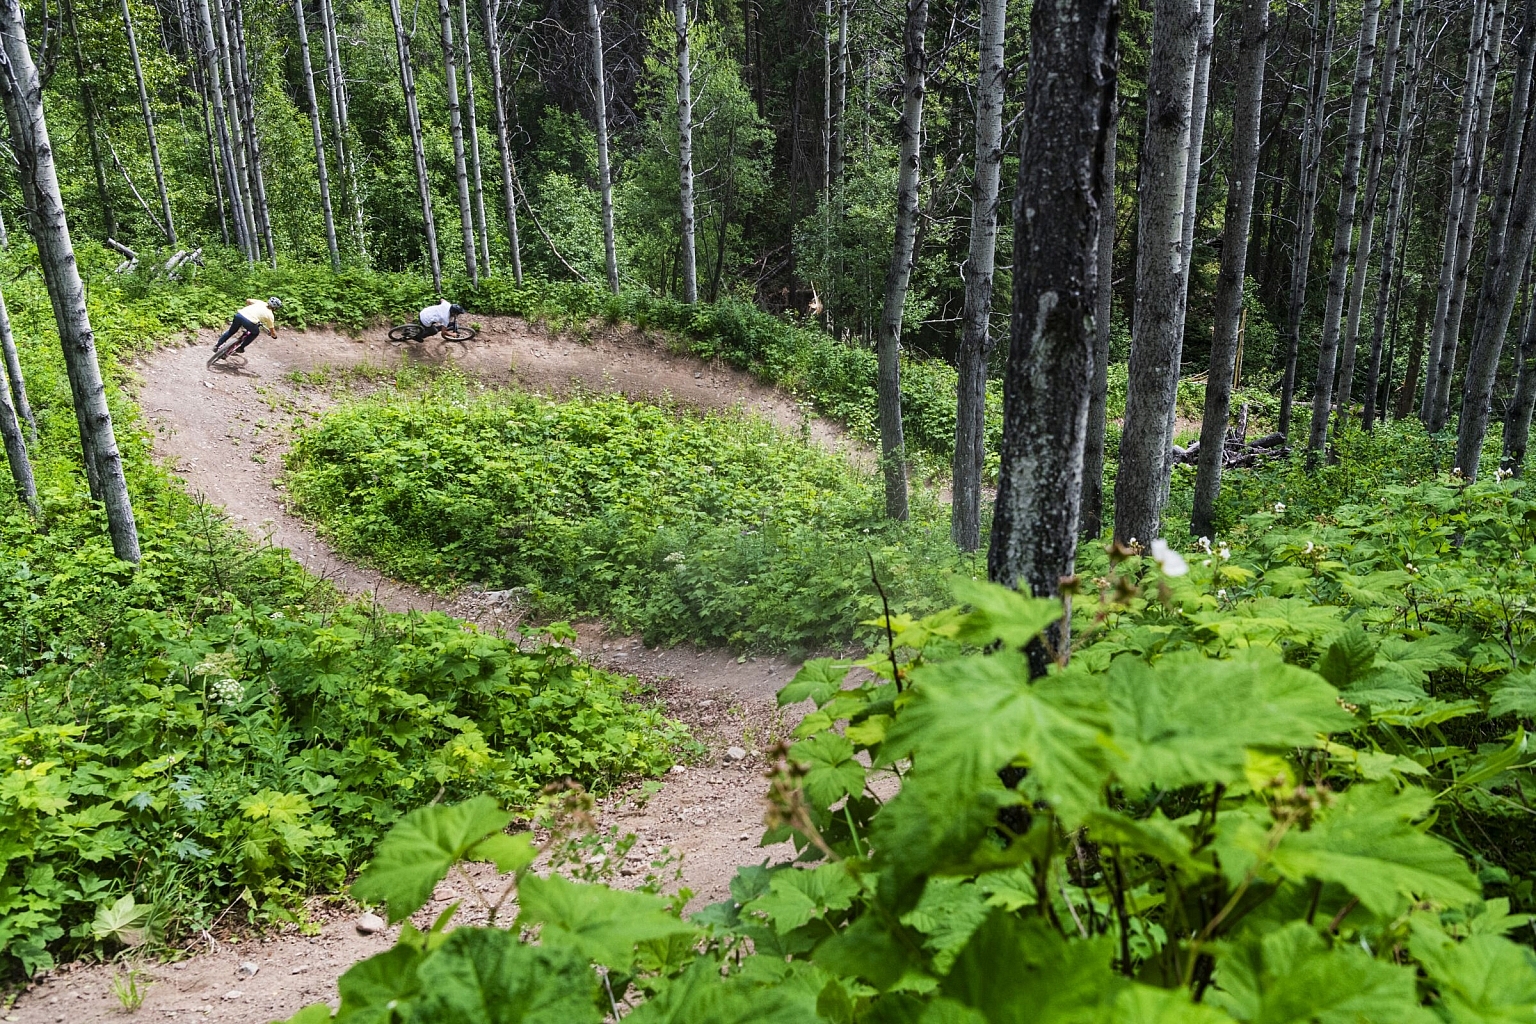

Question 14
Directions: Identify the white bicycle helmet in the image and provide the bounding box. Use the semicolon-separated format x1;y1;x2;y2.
268;296;283;310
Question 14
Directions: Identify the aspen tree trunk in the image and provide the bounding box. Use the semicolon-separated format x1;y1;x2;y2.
1178;0;1214;298
1423;0;1494;424
213;0;257;259
1457;0;1536;478
1363;0;1426;430
0;334;36;516
1080;108;1117;541
1397;286;1431;418
63;0;117;239
230;0;275;264
483;0;522;283
875;0;929;522
459;0;490;270
589;0;620;294
950;0;1006;550
1305;0;1381;456
120;0;175;244
439;0;478;284
390;0;443;290
677;0;698;303
988;0;1118;668
294;0;340;269
1190;0;1267;538
1113;0;1199;546
1;303;35;444
1430;0;1508;431
822;0;831;197
1502;306;1536;472
831;0;847;185
0;0;140;561
1335;0;1402;431
194;0;247;257
319;0;365;254
1279;0;1335;439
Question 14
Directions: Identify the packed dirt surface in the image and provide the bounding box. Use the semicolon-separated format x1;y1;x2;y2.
6;318;849;1024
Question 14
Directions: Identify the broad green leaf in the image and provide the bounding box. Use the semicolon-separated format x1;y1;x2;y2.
941;911;1121;1024
516;873;696;970
1111;986;1231;1024
1374;634;1465;688
779;659;853;707
1104;650;1351;793
91;894;150;947
951;578;1064;651
1316;628;1379;689
1410;919;1536;1023
409;927;602;1024
813;913;930;992
282;1005;335;1024
1208;921;1436;1024
467;832;537;875
352;797;513;923
335;945;425;1024
1083;809;1213;878
1488;671;1536;718
1452;729;1531;789
1271;784;1480;917
743;862;861;933
628;955;822;1023
900;877;991;973
790;733;867;809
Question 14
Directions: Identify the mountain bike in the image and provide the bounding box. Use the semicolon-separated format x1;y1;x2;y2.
388;321;478;343
207;329;257;368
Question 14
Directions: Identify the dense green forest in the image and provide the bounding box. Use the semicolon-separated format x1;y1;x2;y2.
4;0;1536;1016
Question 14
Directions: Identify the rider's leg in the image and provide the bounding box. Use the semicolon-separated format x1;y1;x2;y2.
234;328;260;353
216;314;256;347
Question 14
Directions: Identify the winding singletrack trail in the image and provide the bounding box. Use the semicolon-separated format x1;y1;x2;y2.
9;318;849;1024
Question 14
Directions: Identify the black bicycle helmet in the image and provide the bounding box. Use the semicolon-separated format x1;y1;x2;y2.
449;303;466;317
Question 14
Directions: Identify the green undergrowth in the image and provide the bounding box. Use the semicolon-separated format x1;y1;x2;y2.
284;373;965;652
0;248;691;980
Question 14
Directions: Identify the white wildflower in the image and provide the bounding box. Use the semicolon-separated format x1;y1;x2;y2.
1303;541;1315;555
1197;536;1212;554
209;677;244;705
1149;539;1189;577
663;551;686;564
1274;502;1286;513
1218;544;1231;561
1216;589;1227;600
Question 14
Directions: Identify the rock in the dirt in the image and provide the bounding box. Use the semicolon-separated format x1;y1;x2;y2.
726;746;748;762
223;990;244;1001
355;912;386;935
669;764;687;774
238;961;260;978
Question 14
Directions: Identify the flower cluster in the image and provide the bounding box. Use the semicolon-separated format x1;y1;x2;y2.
209;677;244;705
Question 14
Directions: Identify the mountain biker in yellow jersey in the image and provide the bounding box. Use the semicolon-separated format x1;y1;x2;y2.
418;299;466;340
214;297;282;353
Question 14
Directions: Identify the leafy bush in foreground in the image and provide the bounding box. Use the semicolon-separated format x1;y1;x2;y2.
285;378;963;651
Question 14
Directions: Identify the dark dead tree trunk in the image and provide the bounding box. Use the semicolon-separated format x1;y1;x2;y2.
989;0;1118;674
1502;297;1536;472
0;0;139;560
1279;0;1336;438
1113;0;1200;546
1189;0;1267;538
390;0;443;290
293;0;339;269
1080;104;1117;540
1336;0;1403;431
951;0;1007;550
1305;0;1382;456
875;0;929;521
120;0;175;244
484;0;521;282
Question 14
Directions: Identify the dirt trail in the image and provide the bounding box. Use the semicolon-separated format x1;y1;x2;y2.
7;318;840;1024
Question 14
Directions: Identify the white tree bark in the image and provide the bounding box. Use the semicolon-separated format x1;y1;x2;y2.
439;0;478;284
589;0;619;293
459;0;490;270
0;299;35;444
875;0;928;521
0;283;34;515
390;0;443;290
0;0;139;560
483;0;522;283
950;0;1005;551
1114;0;1200;546
228;0;275;265
120;0;175;244
676;0;697;303
319;0;366;255
294;0;340;269
212;0;257;259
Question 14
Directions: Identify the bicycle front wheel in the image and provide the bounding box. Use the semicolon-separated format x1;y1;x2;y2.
441;324;478;342
207;336;240;367
388;323;423;342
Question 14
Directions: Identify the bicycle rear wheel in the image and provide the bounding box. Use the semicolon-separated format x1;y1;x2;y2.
388;323;424;342
441;324;478;342
207;336;241;367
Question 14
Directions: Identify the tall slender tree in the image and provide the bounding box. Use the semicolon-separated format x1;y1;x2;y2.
676;0;698;303
390;0;443;289
989;0;1118;673
1114;0;1200;546
62;0;117;240
1080;105;1117;541
1279;0;1335;438
294;0;340;269
0;297;34;444
195;0;250;259
1190;0;1268;537
439;0;478;284
484;0;522;283
0;343;34;517
0;0;139;561
589;0;620;294
319;0;365;254
874;0;930;522
120;0;175;244
1503;304;1536;472
951;0;1006;550
459;0;490;270
229;0;275;264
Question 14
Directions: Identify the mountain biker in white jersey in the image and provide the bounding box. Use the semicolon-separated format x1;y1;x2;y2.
418;299;466;339
214;297;282;353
